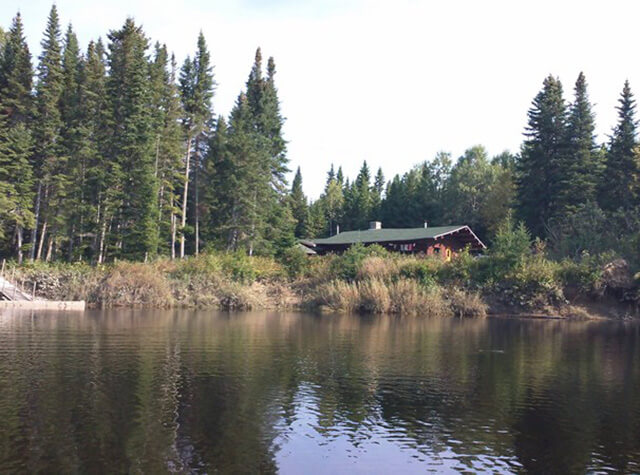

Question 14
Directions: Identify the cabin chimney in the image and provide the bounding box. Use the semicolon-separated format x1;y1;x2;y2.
424;221;428;228
336;224;340;235
369;221;382;230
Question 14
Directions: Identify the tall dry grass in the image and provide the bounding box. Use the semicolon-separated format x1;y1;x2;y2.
93;262;174;307
311;277;486;317
446;288;488;318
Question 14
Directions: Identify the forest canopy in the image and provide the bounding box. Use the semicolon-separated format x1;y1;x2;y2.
0;6;639;267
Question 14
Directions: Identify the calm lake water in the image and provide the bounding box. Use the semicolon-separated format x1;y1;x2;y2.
0;310;639;474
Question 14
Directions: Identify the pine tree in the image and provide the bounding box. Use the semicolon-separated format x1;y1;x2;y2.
239;49;292;254
0;12;34;262
150;47;184;258
289;167;308;238
0;113;34;262
32;5;66;261
343;161;373;229
325;164;335;188
0;13;33;125
371;167;385;219
600;81;638;210
106;18;158;260
203;115;232;248
82;38;111;263
60;24;86;259
178;32;215;257
559;72;600;214
224;92;268;252
517;75;568;237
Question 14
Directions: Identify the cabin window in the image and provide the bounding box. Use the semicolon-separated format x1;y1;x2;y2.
446;248;452;261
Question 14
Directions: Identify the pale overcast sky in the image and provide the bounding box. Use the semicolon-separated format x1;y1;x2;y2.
3;0;640;198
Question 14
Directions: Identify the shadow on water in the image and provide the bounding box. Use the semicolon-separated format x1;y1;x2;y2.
0;309;638;473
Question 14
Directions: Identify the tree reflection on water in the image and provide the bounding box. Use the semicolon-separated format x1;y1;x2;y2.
0;310;638;473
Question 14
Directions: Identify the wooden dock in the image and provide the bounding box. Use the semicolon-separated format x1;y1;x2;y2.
0;275;86;311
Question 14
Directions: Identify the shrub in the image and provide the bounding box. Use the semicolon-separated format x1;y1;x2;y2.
217;281;256;310
556;252;614;295
169;253;223;279
251;256;286;280
437;247;479;285
280;246;310;278
357;256;399;282
95;262;173;307
220;251;257;283
505;256;564;308
398;257;441;287
330;243;388;281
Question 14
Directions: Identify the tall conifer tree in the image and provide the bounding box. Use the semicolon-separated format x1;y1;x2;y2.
289;167;308;238
559;72;600;214
33;5;65;261
178;32;214;257
517;75;568;237
106;18;158;259
600;81;638;210
0;13;33;125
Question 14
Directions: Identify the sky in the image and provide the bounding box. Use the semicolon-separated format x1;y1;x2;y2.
3;0;640;198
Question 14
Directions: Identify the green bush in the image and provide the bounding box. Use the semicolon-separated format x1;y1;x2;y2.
437;247;478;285
398;257;441;287
220;251;257;283
280;246;310;278
556;251;615;295
329;243;388;281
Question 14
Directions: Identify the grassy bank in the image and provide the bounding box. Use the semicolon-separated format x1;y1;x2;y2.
7;232;640;318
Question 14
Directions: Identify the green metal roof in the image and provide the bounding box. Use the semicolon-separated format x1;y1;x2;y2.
313;225;475;246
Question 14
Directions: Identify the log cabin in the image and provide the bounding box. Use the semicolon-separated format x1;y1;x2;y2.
302;221;485;260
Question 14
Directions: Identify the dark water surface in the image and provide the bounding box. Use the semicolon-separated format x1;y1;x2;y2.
0;310;639;474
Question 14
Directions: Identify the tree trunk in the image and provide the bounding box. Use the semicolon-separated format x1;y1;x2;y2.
68;224;75;261
194;137;200;256
15;226;23;265
29;182;42;261
170;195;176;260
248;191;257;257
46;235;54;262
180;135;192;259
36;220;48;261
98;217;107;264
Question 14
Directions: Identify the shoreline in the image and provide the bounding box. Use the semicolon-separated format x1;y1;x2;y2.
4;253;638;320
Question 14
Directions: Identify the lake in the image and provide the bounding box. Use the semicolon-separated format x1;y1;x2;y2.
0;310;639;474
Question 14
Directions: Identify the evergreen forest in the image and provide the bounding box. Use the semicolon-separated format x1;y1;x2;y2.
1;6;639;266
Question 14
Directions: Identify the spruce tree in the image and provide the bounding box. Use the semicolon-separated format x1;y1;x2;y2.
60;24;86;259
150;47;184;258
106;18;158;259
82;39;111;263
517;75;568;237
289;167;308;238
203;116;232;248
600;81;638;210
0;13;33;125
0;12;34;261
224;92;268;252
33;5;66;261
371;167;385;219
559;72;600;214
178;32;215;257
0;111;34;262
